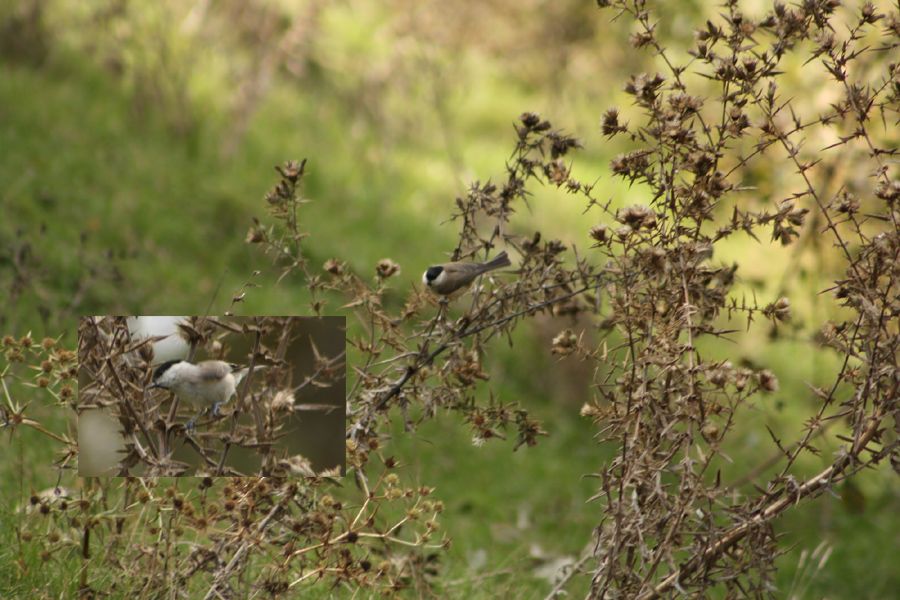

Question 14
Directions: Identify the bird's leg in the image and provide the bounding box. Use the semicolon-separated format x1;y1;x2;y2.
437;297;449;324
185;407;209;432
185;401;229;431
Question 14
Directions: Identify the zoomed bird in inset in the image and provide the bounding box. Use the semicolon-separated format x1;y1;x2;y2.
77;316;345;477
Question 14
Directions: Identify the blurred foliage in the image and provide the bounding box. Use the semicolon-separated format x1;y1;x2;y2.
1;0;898;597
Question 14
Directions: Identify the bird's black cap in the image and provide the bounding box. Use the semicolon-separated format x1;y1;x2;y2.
425;266;444;282
152;359;183;381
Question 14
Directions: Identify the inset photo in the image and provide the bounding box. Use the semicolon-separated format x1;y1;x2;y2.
77;316;345;477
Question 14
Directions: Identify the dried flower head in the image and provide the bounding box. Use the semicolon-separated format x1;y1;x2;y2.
764;297;792;322
324;258;345;276
551;329;579;356
375;258;400;279
589;223;609;243
270;389;295;412
758;369;779;393
616;205;657;229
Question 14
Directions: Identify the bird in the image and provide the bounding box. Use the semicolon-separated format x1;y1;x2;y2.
148;360;250;430
422;251;512;297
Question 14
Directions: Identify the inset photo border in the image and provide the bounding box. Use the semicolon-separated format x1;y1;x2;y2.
77;316;345;477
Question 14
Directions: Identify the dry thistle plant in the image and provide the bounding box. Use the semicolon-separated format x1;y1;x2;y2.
12;473;447;597
247;1;898;597
3;0;898;597
9;319;446;597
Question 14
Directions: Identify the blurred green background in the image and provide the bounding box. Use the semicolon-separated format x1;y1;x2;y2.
1;0;897;597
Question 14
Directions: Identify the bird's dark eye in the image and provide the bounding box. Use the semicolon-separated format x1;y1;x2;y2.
425;266;444;282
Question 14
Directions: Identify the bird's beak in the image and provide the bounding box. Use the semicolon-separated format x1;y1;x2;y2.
146;383;162;391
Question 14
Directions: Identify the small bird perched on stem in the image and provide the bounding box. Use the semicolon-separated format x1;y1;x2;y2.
148;360;250;430
422;251;512;297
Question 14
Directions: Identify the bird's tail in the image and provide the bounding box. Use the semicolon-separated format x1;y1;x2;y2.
480;250;511;272
232;364;267;386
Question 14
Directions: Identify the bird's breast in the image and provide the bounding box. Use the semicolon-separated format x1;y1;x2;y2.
173;377;236;405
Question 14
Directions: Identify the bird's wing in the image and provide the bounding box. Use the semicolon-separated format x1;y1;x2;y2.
442;262;482;276
196;360;232;380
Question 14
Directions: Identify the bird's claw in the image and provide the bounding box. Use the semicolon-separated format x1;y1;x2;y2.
185;404;224;432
